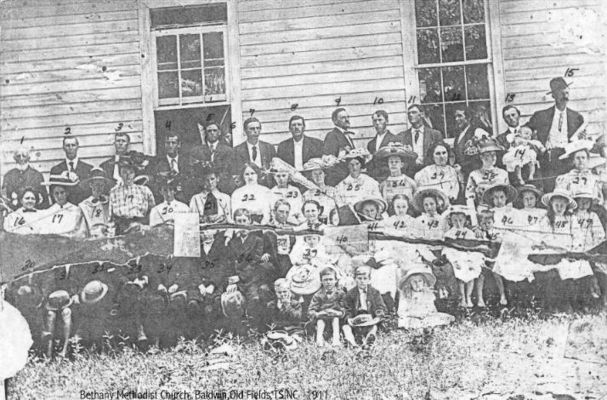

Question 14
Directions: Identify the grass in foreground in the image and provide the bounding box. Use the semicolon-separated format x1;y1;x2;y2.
9;312;607;400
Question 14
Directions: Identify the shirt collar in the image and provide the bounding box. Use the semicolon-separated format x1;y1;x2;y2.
16;163;30;172
66;157;79;168
167;154;178;162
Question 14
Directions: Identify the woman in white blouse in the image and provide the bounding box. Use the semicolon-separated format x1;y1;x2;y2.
415;142;461;203
3;187;43;234
230;163;272;224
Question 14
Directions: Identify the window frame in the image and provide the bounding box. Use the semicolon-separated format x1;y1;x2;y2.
138;0;242;156
400;0;506;137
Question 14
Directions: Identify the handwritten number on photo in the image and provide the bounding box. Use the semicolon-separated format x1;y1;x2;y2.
505;93;516;103
335;97;342;106
373;97;384;105
64;127;71;135
565;68;579;77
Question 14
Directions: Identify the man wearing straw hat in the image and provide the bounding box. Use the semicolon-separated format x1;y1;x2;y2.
528;77;585;192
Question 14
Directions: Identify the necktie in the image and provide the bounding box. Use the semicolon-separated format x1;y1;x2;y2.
210;144;216;162
558;112;563;132
68;161;74;172
170;158;178;173
345;131;355;148
414;129;420;143
252;145;258;162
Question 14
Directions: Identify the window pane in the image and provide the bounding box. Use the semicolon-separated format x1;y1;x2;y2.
464;25;487;60
445;102;467;137
423;104;445;135
469;101;493;132
204;68;226;96
417;28;440;64
442;66;466;102
203;32;224;60
415;0;438;27
466;64;489;99
158;71;179;98
419;68;442;103
181;70;203;97
156;36;177;70
440;26;464;62
439;0;461;26
151;4;227;29
463;0;485;23
180;34;201;69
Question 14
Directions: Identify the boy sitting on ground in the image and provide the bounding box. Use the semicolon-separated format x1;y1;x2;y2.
307;267;346;346
342;266;386;348
265;278;304;335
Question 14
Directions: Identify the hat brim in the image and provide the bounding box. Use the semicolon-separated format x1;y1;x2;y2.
413;188;450;212
221;293;245;318
348;315;381;327
517;185;543;200
541;192;577;209
353;197;387;215
399;268;437;292
479;145;505;154
482;184;518;206
81;176;115;188
375;148;418;162
81;283;109;304
45;290;73;310
558;140;594;160
546;81;572;95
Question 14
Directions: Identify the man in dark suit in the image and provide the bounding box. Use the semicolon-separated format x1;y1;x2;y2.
149;132;191;202
495;105;522;151
323;107;357;185
396;104;444;176
277;115;323;170
50;136;93;204
528;77;584;191
452;106;481;180
189;120;235;194
99;131;130;188
233;117;276;186
365;110;399;179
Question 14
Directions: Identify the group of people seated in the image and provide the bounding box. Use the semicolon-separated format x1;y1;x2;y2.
2;76;607;354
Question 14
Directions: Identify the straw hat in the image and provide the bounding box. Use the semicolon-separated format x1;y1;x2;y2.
301;158;328;172
285;264;321;295
42;175;79;187
347;313;381;327
541;190;577;210
264;331;299;351
374;143;417;163
81;168;114;188
547;77;571;95
572;189;600;203
45;290;73;311
354;196;387;216
477;139;504;154
413;188;450;212
445;204;475;219
80;280;109;305
517;184;543;201
343;148;372;166
482;184;518;206
559;139;595;160
220;290;245;318
398;265;436;293
587;156;606;170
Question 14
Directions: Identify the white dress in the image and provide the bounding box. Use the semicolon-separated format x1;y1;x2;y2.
556;169;604;203
379;175;417;204
3;208;42;235
442;228;484;282
149;200;190;226
414;165;460;201
334;174;381;207
0;300;33;379
79;196;111;238
415;213;448;240
502;143;538;172
231;183;273;224
37;202;88;239
465;167;509;205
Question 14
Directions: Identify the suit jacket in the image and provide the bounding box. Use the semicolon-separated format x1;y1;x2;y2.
366;130;399;154
396;127;444;163
276;135;323;168
228;232;277;285
99;156;118;181
189;142;234;172
323;127;355;185
452;125;481;178
343;285;386;319
50;159;93;204
233;140;276;174
148;153;192;202
528;106;584;145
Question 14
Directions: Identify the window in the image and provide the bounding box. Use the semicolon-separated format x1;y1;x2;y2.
414;0;492;137
152;4;228;107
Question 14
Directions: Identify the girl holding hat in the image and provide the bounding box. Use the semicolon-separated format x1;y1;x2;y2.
375;145;417;205
353;196;387;224
270;168;305;226
3;188;43;234
301;159;337;225
413;188;449;240
515;185;546;229
334;151;381;208
78;168;114;238
441;205;486;307
231;163;273;224
414;143;461;202
465;139;509;207
39;177;88;239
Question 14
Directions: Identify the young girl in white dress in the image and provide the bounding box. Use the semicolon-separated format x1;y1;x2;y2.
501;124;545;185
515;184;546;230
231;163;273;224
413;188;449;240
441;205;485;308
334;154;381;208
375;146;417;205
301;158;337;225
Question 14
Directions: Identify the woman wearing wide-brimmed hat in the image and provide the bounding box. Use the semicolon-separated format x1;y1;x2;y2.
334;149;381;208
39;175;88;239
555;139;603;203
465;139;509;207
301;158;338;225
78;168;114;238
514;184;546;229
414;142;462;202
374;144;417;205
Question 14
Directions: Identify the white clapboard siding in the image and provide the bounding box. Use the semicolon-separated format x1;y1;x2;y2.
498;1;606;136
0;0;143;177
238;0;406;146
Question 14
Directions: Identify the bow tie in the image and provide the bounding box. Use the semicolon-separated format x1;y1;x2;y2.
92;195;108;204
22;209;36;213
